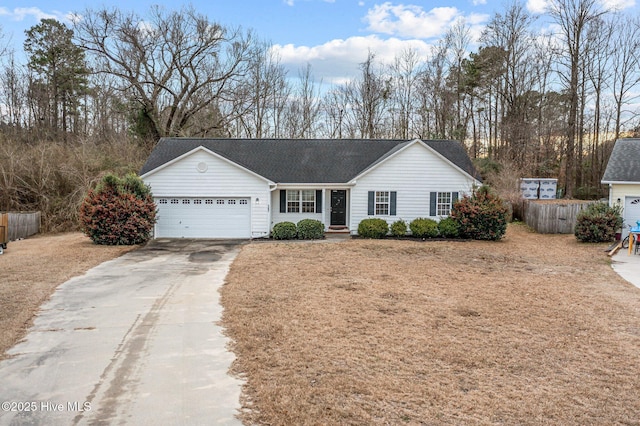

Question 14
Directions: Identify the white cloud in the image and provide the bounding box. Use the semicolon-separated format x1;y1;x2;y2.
10;7;60;22
364;3;461;38
473;0;487;4
363;2;488;40
0;6;72;24
602;0;636;10
272;35;433;84
527;0;549;14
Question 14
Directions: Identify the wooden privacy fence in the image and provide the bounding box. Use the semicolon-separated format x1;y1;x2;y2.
523;200;595;234
0;212;41;241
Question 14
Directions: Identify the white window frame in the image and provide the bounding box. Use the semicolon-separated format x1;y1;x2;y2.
437;192;453;216
375;191;390;216
286;190;316;213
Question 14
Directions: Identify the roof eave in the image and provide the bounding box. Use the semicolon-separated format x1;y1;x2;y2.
274;182;356;188
601;180;640;185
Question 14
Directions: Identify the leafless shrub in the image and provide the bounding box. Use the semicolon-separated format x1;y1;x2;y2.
482;160;524;220
0;135;146;232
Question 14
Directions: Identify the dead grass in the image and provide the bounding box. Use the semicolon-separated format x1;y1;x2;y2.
221;223;640;425
0;233;135;359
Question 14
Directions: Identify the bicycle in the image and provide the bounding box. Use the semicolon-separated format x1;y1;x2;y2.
621;224;638;250
622;233;630;249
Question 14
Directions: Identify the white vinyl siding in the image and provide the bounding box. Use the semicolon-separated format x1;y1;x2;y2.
271;189;324;227
350;142;477;232
143;149;271;238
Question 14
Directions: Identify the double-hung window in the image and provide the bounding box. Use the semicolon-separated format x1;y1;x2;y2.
286;190;316;213
430;191;458;216
287;191;301;213
375;191;390;215
301;190;315;213
437;192;452;216
367;191;397;216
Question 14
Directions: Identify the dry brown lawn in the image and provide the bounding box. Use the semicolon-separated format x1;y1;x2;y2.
221;223;640;425
0;233;135;359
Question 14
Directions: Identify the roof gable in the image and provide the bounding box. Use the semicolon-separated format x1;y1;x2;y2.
350;139;481;183
140;138;482;184
602;139;640;183
140;145;274;184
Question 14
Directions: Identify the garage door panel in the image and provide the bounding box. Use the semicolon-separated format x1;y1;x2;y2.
623;196;640;239
155;198;251;238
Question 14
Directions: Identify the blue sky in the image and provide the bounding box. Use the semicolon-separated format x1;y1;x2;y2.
1;0;638;84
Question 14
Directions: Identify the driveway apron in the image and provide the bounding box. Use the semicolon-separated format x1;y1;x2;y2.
0;239;244;425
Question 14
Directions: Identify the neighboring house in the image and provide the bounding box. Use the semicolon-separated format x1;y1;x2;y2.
602;138;640;238
140;138;482;239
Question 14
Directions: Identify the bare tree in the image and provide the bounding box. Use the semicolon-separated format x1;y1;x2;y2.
341;52;390;139
609;15;640;139
547;0;608;198
230;41;288;138
0;52;27;129
481;2;537;169
74;5;253;142
388;48;421;139
292;64;322;138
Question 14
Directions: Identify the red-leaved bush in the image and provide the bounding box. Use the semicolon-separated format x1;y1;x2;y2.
80;174;156;245
450;185;508;241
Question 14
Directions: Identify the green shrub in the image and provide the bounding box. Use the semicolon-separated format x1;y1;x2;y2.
409;218;439;238
574;202;623;243
450;185;508;241
297;219;324;239
358;218;389;238
80;173;156;245
272;222;297;240
390;220;408;237
438;216;460;238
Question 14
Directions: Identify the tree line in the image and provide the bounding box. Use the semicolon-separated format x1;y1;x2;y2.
2;1;640;222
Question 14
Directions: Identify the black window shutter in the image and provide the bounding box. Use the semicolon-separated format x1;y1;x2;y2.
390;191;397;215
452;192;459;204
280;190;287;213
430;192;437;216
368;191;375;215
316;190;322;213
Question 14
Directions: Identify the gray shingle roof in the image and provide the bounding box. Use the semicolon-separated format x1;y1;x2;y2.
140;138;481;183
602;139;640;183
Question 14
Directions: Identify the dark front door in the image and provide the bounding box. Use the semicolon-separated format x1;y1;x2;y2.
330;190;346;226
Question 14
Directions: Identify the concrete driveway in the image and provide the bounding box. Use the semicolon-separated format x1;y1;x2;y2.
612;249;640;289
0;239;245;425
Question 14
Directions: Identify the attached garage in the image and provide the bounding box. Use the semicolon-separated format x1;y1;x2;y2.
140;138;482;240
155;197;251;239
602;139;640;239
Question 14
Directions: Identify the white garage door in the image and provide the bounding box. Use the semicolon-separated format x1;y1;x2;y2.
155;198;251;238
623;196;640;238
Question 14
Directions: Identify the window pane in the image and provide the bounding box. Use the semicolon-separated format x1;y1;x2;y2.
302;190;315;213
287;190;300;213
376;191;389;203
